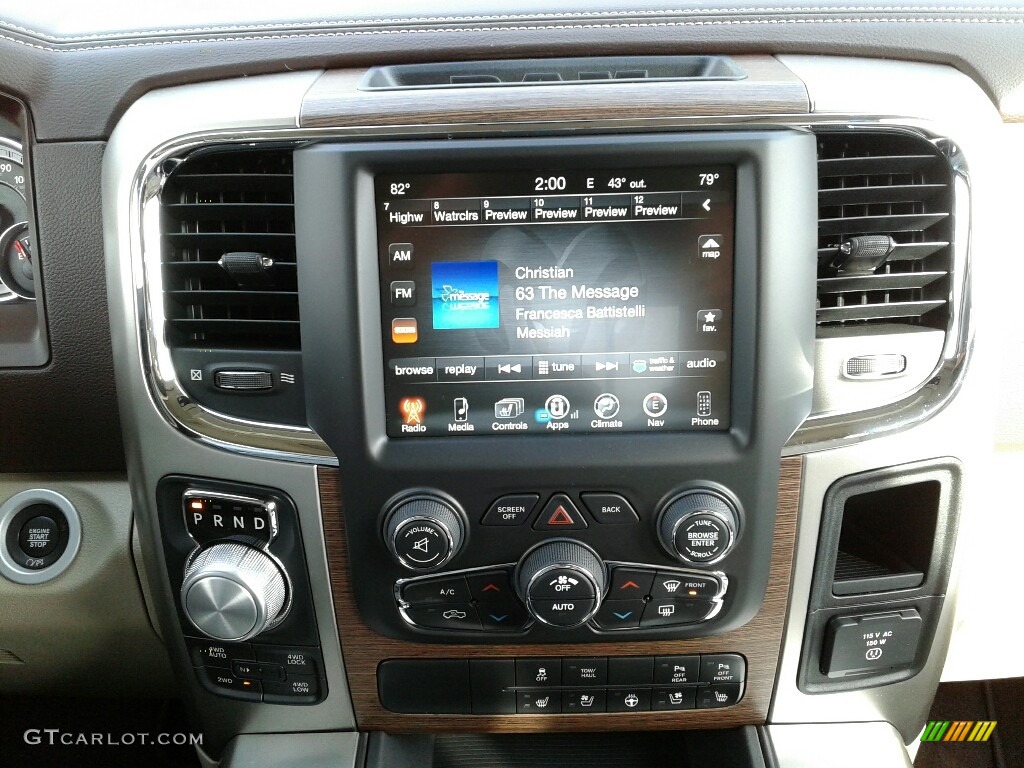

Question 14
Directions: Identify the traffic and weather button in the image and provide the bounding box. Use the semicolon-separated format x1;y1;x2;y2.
533;495;588;530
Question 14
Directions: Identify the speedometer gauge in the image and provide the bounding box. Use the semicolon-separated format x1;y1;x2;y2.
0;137;28;302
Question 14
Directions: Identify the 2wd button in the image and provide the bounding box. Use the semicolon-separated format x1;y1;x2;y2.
530;598;597;628
528;567;596;600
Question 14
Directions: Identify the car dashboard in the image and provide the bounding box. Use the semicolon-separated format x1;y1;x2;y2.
0;3;1023;767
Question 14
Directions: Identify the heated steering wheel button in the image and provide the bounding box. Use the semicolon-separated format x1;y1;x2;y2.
18;516;59;558
528;568;596;600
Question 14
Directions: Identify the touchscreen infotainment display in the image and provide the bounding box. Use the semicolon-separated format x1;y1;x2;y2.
375;166;735;438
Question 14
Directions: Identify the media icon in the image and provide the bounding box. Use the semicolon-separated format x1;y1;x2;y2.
494;397;525;419
453;397;469;422
545;395;571;420
643;393;668;418
593;393;620;419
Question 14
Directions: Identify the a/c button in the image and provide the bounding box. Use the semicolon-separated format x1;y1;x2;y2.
481;495;538;526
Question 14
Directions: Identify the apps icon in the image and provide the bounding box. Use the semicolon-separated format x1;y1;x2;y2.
545;395;571;420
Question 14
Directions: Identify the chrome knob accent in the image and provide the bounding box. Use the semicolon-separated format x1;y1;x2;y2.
659;490;739;566
516;540;606;628
181;542;288;642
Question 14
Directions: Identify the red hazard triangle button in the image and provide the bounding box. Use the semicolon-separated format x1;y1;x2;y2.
533;494;588;531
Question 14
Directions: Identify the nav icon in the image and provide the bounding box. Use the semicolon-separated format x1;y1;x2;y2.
698;234;723;260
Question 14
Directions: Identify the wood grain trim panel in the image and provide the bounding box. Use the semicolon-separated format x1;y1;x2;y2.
320;456;801;732
300;56;808;129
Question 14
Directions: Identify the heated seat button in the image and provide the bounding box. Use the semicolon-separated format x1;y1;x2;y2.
482;495;539;526
17;516;59;558
697;683;743;709
517;691;560;714
580;493;639;524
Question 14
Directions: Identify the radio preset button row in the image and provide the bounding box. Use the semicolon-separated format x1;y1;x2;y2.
379;654;746;714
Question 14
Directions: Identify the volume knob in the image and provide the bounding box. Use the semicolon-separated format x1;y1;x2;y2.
181;542;288;642
385;495;465;571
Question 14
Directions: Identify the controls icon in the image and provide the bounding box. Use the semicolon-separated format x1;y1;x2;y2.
593;393;620;419
494;398;525;419
643;393;668;418
453;397;469;422
545;395;571;420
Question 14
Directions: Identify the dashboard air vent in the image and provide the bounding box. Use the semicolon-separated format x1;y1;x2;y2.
160;148;298;350
815;132;954;329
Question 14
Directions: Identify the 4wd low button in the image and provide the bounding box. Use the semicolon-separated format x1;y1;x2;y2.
18;516;59;558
